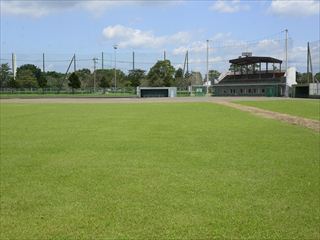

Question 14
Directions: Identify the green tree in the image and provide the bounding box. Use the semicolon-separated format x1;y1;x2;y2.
208;70;221;81
296;72;313;84
38;73;47;88
127;69;146;87
76;68;92;88
174;68;188;88
147;60;175;87
175;68;183;79
95;69;128;88
0;63;13;88
16;64;46;87
68;72;81;93
45;71;65;91
99;76;110;93
16;69;38;88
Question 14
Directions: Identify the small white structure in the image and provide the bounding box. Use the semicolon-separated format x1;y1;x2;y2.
285;67;297;87
137;87;177;98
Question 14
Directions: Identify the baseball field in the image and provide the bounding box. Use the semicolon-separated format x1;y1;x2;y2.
0;99;319;239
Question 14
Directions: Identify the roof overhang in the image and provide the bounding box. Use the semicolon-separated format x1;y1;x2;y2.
229;56;282;65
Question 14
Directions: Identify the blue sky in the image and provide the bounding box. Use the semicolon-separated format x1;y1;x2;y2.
0;0;319;74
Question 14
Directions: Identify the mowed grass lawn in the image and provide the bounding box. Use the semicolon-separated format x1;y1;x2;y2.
235;100;320;120
0;103;319;239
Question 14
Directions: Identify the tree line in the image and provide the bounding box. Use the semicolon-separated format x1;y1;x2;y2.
0;60;221;90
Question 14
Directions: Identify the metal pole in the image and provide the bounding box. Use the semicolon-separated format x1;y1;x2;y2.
183;51;187;77
42;53;45;73
93;58;97;92
186;50;189;74
64;55;75;79
206;40;209;94
285;29;288;71
73;54;76;72
164;50;166;60
284;29;288;97
113;44;118;90
133;51;135;70
307;42;310;83
102;52;104;70
309;43;314;83
12;53;16;80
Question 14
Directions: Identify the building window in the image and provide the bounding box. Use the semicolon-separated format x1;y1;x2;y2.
240;89;243;94
262;89;265;93
248;89;252;94
253;89;256;94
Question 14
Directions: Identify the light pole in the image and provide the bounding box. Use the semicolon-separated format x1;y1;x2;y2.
206;39;213;95
113;44;118;91
93;58;98;92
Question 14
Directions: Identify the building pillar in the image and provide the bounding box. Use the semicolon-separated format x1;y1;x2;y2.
246;64;248;79
266;62;268;73
259;62;261;79
273;62;275;78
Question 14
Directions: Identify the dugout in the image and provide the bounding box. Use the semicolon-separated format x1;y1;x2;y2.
137;87;177;98
292;83;320;98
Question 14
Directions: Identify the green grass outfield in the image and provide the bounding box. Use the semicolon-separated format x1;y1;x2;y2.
0;103;319;239
235;100;320;120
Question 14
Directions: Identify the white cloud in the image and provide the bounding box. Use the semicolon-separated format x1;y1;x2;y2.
172;33;233;55
173;41;206;55
269;0;319;16
210;0;250;13
1;0;181;18
171;32;309;73
102;25;191;49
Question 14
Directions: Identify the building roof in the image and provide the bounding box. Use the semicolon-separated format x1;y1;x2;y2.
229;56;282;65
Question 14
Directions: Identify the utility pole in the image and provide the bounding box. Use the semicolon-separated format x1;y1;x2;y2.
113;44;118;90
73;54;76;72
183;51;187;77
186;50;189;74
307;42;314;83
65;55;75;79
42;53;45;73
307;42;310;83
285;29;288;71
101;52;104;70
132;51;135;70
183;51;189;78
206;39;209;94
164;50;166;60
93;58;98;92
284;29;288;97
11;53;16;80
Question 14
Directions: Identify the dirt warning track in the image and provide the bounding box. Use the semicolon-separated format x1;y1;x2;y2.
214;101;320;133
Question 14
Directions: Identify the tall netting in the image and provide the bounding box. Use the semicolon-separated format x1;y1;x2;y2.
0;31;298;78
